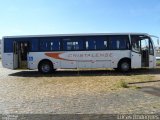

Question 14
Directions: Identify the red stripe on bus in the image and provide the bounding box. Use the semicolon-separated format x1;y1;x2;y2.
45;52;65;60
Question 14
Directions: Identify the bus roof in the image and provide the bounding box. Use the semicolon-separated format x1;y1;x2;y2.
2;33;150;39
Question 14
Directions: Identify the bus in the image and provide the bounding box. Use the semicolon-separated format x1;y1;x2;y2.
1;33;158;73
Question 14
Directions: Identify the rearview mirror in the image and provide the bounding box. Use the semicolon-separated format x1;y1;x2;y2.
150;35;159;46
157;38;159;45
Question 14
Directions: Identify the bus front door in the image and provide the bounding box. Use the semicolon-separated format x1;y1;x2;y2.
13;41;19;69
131;35;153;68
141;39;149;67
19;41;29;69
13;41;29;69
140;37;155;68
149;40;155;68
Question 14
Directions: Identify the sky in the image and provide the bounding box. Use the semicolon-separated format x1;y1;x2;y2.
0;0;160;41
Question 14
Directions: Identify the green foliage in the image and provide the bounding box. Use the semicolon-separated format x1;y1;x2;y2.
117;80;128;88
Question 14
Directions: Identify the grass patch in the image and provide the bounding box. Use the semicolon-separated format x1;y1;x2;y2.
116;80;128;88
156;60;160;66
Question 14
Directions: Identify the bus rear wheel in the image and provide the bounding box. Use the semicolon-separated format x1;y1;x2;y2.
118;60;131;72
38;61;53;74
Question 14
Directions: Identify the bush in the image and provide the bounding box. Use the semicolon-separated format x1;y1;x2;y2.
117;80;128;88
156;60;160;66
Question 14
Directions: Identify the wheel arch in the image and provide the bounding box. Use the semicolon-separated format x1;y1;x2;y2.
118;57;131;68
38;59;54;69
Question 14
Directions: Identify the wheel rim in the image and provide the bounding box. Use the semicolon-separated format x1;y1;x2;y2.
121;62;129;71
41;64;50;73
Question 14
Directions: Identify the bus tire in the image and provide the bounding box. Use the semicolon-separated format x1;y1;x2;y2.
118;60;131;72
38;60;53;74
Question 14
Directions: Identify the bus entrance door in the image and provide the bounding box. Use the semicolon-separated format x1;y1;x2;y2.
13;41;19;69
149;40;155;68
141;39;149;67
13;41;29;69
140;36;155;68
131;35;153;68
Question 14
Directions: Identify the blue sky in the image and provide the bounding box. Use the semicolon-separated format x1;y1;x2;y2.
0;0;160;39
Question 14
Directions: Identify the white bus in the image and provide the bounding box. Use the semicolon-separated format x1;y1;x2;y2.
1;33;158;73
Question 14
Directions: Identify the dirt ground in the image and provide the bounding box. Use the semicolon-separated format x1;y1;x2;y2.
0;61;160;114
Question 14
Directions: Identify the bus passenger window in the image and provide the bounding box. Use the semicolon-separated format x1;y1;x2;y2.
50;42;53;50
132;40;140;52
104;41;107;48
63;39;83;51
85;39;96;50
40;40;50;51
149;41;154;55
50;40;60;51
110;39;118;49
67;41;80;50
109;36;129;50
86;41;89;49
4;39;13;53
74;42;79;50
96;37;108;50
30;39;39;52
117;40;120;49
39;38;61;51
119;39;129;49
131;36;141;52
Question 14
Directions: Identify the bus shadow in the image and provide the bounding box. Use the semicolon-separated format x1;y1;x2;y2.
8;68;160;77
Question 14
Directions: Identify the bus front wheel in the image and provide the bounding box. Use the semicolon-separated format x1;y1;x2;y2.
118;60;131;72
38;60;53;74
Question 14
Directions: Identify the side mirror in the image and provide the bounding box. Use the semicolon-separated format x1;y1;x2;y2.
150;35;159;46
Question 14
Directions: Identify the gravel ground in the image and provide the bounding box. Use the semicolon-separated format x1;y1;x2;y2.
0;61;160;114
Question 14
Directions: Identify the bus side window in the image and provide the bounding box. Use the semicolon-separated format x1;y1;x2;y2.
149;40;154;55
50;42;54;51
86;41;89;49
39;38;61;51
85;38;96;50
31;39;39;52
96;36;108;50
67;41;74;50
63;38;83;51
104;41;108;48
110;39;118;49
109;36;129;50
131;36;141;53
39;39;50;51
50;39;61;51
119;39;129;49
4;39;13;53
